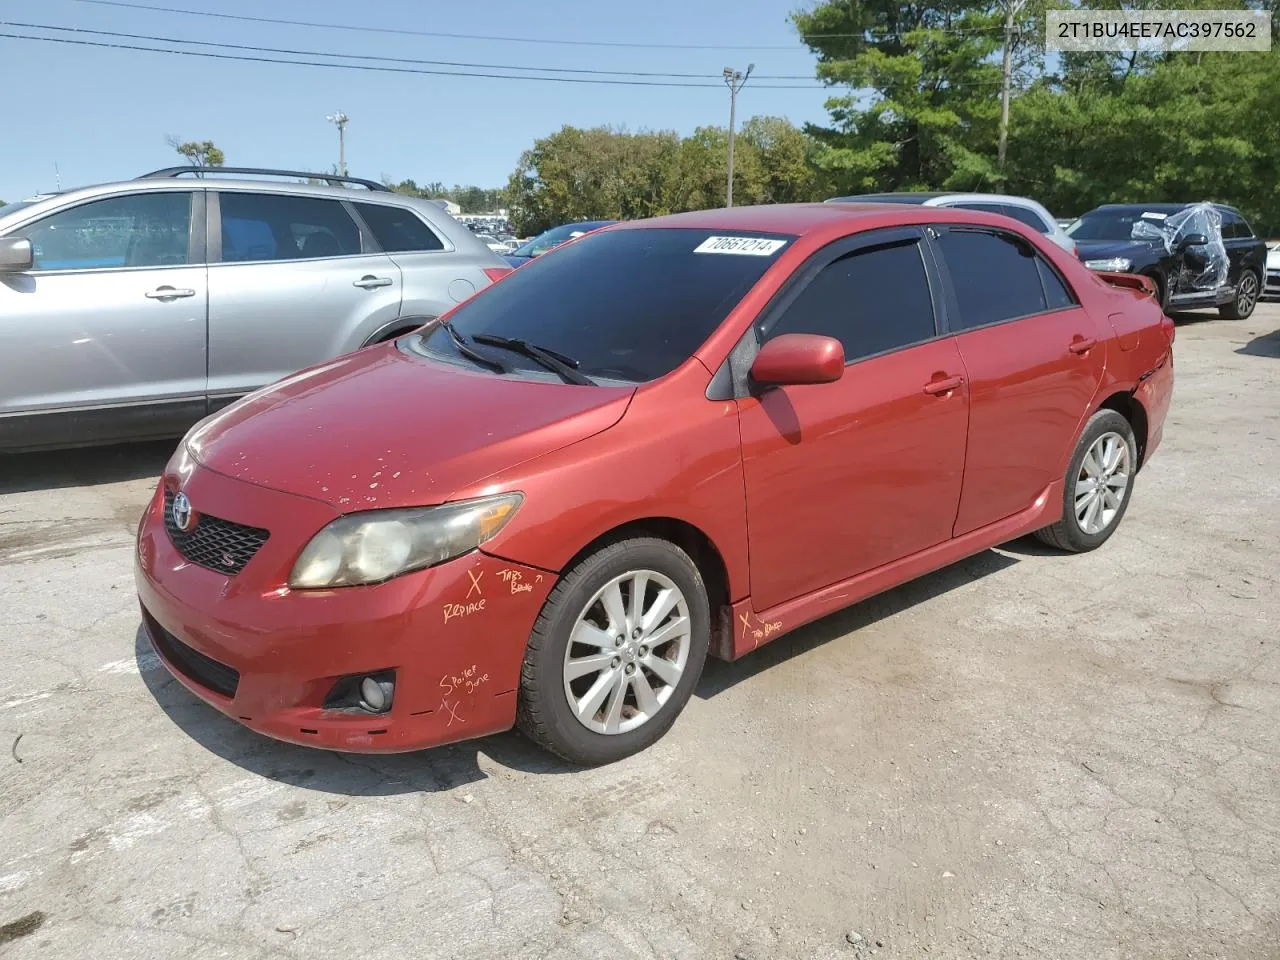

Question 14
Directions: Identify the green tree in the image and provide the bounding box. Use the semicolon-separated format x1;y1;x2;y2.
166;136;225;167
792;0;1010;193
505;118;825;234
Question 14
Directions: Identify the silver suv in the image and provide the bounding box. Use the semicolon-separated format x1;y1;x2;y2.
0;166;511;452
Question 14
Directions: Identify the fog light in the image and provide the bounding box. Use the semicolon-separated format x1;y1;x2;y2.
359;676;394;712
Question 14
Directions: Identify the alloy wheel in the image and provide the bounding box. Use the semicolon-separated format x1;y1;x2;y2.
1237;273;1258;316
562;570;691;735
1074;431;1131;535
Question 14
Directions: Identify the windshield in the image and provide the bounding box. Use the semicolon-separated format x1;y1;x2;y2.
512;221;611;258
408;227;792;384
1067;209;1178;242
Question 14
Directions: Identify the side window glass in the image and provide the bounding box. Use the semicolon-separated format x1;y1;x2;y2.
219;193;361;262
353;202;444;252
1037;257;1077;310
764;239;937;362
1002;204;1053;234
21;192;191;271
936;229;1046;330
1234;215;1255;239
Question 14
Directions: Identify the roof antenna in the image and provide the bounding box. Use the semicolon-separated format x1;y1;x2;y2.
53;162;61;191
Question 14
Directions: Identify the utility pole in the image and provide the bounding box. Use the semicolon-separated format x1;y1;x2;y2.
997;0;1027;177
326;111;349;176
722;64;753;208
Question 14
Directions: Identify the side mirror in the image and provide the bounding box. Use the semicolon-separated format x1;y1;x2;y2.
750;333;844;387
1176;232;1208;251
0;237;33;273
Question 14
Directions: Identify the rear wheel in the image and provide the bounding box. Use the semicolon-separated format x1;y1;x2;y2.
1219;270;1260;320
1034;409;1137;553
516;538;710;765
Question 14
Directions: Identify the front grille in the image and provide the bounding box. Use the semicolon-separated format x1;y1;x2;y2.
144;610;240;698
163;490;269;576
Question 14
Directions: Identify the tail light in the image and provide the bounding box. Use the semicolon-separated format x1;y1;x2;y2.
482;266;512;283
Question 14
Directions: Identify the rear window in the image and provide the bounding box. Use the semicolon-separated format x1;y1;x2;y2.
413;227;792;384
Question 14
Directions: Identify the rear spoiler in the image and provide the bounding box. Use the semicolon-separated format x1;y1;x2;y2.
1095;271;1158;300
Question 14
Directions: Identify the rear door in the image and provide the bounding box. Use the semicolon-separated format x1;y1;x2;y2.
0;189;207;432
349;200;481;322
206;190;403;405
736;228;970;611
930;225;1106;536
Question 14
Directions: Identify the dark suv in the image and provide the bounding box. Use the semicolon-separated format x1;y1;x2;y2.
1067;203;1266;319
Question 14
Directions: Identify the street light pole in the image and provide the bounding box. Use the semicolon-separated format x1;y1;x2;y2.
722;64;753;208
326;111;349;176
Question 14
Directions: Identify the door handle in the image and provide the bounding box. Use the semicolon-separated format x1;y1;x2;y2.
1068;336;1097;355
145;286;196;299
353;275;393;289
922;375;964;396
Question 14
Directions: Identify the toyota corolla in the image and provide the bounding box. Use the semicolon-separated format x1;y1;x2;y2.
135;203;1175;766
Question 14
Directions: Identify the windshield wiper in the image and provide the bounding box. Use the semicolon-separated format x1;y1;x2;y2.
440;320;508;374
471;334;595;386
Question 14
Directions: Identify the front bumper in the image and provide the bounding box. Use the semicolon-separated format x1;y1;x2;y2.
1265;268;1280;299
134;458;555;753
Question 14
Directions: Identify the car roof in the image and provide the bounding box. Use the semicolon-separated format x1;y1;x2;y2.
608;202;1034;238
1088;202;1241;215
827;192;954;204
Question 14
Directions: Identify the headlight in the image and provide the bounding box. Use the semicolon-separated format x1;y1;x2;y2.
1084;257;1133;272
289;493;523;588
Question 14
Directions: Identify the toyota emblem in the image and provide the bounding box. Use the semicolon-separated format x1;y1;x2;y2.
172;492;194;532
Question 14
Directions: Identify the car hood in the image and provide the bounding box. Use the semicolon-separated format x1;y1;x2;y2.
1074;239;1162;261
186;345;635;510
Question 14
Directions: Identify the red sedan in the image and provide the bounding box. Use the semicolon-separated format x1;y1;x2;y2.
135;203;1174;765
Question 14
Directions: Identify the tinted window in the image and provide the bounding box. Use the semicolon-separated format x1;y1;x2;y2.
219;193;361;262
1067;208;1177;241
354;202;444;252
1000;204;1052;233
412;228;789;384
1037;258;1076;310
1220;210;1252;239
1235;214;1255;238
764;239;936;362
937;229;1047;329
21;192;191;270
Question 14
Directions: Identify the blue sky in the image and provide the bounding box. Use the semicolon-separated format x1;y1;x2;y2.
0;0;835;202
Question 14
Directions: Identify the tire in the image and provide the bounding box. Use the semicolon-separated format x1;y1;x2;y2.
1034;409;1138;553
1146;273;1167;312
516;537;710;765
1219;269;1260;320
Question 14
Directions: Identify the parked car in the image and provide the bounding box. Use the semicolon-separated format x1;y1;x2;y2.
503;220;616;267
0;166;512;452
1264;240;1280;300
136;202;1174;765
1066;202;1266;318
825;191;1076;254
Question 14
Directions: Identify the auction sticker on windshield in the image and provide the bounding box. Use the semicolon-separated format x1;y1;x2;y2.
694;236;788;256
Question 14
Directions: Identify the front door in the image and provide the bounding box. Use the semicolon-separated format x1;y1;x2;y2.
0;189;207;427
736;229;970;613
206;190;403;404
929;225;1107;536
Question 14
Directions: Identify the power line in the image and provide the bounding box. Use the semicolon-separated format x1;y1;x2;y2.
0;31;825;88
64;0;1009;48
0;20;818;80
65;0;814;50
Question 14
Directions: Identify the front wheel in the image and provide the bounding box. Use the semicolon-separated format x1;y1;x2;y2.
1220;270;1260;320
1034;409;1138;553
516;538;710;765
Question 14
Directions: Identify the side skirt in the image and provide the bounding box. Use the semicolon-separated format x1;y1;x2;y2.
718;481;1064;661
